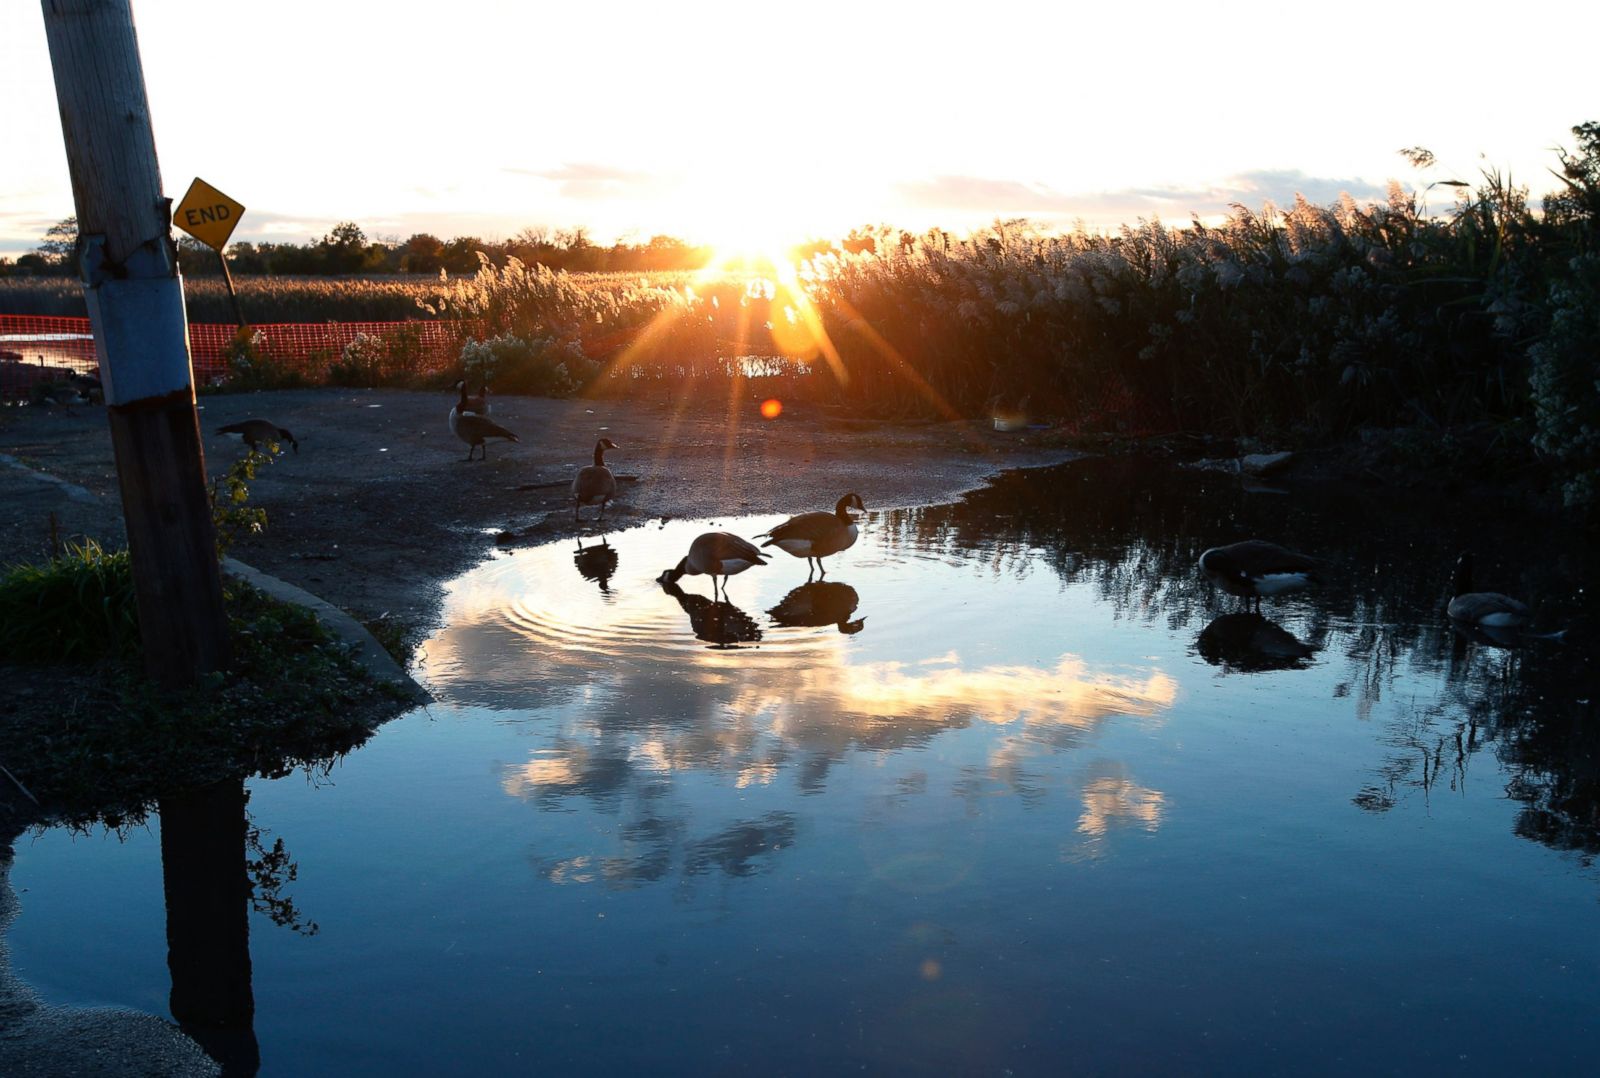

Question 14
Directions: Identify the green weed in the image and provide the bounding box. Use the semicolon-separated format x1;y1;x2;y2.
0;539;138;662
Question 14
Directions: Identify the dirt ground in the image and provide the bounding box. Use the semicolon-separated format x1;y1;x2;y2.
0;388;1081;639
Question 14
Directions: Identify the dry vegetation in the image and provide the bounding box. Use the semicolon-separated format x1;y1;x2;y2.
4;123;1599;502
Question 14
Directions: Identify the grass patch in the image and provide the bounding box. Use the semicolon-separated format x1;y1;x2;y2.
0;539;138;662
0;547;414;829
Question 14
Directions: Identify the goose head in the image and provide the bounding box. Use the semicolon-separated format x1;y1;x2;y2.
657;558;689;585
835;492;866;518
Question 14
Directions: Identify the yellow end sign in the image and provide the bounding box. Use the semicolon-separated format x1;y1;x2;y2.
173;178;245;251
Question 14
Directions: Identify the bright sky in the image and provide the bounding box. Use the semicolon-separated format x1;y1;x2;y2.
3;0;1597;260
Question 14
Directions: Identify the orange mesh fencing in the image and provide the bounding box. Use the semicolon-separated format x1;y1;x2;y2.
1;314;468;398
0;314;98;398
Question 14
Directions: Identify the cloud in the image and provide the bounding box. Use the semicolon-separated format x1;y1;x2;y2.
503;161;668;200
895;169;1391;224
0;209;72;257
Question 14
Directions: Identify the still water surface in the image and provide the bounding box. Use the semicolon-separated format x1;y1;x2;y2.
9;458;1600;1074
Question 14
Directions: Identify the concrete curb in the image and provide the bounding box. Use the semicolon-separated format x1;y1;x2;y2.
0;452;102;504
222;557;429;703
0;449;427;700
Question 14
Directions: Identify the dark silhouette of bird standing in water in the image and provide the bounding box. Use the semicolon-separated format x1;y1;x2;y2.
1198;540;1321;610
757;493;865;577
658;531;768;600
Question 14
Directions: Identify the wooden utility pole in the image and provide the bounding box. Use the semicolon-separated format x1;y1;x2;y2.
42;0;229;687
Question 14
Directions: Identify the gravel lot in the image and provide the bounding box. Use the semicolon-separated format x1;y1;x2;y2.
1;387;1080;637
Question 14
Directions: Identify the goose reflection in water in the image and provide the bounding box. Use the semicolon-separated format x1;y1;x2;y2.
1196;612;1318;673
768;580;867;635
572;537;619;597
658;578;763;649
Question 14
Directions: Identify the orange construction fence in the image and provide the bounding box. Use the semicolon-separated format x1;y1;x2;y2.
1;314;468;399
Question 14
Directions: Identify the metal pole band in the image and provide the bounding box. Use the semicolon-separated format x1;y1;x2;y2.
78;233;195;406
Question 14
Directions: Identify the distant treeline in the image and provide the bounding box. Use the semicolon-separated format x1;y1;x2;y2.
1;221;747;277
0;218;890;280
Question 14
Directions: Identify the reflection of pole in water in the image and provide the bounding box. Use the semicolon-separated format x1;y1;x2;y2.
159;779;259;1075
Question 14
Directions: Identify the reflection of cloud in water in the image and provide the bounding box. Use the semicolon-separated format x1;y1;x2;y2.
1077;765;1166;837
491;650;1177;796
830;652;1176;729
428;522;1178;888
1058;762;1168;863
505;753;580;792
530;813;796;888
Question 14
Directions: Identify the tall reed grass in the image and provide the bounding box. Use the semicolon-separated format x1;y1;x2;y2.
5;122;1598;504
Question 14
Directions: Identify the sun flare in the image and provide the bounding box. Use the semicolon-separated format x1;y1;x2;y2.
667;164;851;270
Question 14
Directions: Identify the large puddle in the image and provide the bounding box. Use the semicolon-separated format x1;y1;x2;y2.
8;458;1600;1074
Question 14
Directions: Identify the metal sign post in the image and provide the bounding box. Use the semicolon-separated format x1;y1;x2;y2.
175;177;248;328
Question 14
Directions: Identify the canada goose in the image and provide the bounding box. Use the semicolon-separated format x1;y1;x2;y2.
67;371;103;403
1196;612;1317;673
449;383;518;460
769;581;866;635
452;378;489;415
573;438;620;521
756;493;866;576
38;383;86;410
658;531;768;599
217;419;298;454
1447;552;1531;638
1198;539;1321;609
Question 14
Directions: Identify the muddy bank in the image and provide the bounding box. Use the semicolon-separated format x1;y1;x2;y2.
0;388;1082;640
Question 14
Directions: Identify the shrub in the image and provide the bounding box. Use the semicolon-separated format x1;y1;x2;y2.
1529;254;1600;507
326;331;387;386
222;326;308;391
458;332;596;397
325;325;435;387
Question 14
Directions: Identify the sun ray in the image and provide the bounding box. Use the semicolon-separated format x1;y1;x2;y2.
828;293;966;423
